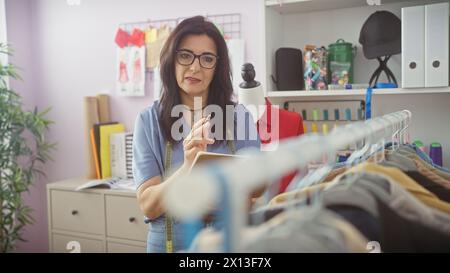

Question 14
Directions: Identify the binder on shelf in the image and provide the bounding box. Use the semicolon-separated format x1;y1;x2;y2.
402;5;425;88
100;123;125;178
402;2;449;88
110;132;134;179
90;128;101;179
93;122;118;178
425;2;449;87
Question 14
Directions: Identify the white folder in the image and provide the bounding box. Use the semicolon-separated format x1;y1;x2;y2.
425;2;449;87
402;5;425;88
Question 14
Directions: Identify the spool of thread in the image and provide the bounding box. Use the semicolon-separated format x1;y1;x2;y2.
429;142;443;167
334;109;340;131
312;109;319;121
334;109;340;121
345;108;352;122
323;109;329;134
311;123;318;133
312;109;319;133
322;123;329;135
413;140;426;153
323;109;329;121
357;108;364;120
302;110;307;121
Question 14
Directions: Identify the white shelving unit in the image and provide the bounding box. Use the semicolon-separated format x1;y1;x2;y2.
267;87;450;98
265;0;404;15
262;0;450;167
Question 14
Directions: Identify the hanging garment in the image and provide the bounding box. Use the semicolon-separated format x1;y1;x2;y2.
268;182;330;206
405;171;450;202
129;28;145;47
335;172;450;236
327;172;450;252
253;171;450;241
327;170;450;252
398;145;450;179
146;25;171;69
412;159;450;190
115;28;145;48
381;151;450;191
243;208;367;253
257;98;304;194
327;204;381;243
349;162;450;214
115;28;131;48
375;197;450;252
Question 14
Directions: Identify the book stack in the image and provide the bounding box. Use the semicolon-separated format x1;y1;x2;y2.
110;132;134;179
84;94;135;181
89;122;127;179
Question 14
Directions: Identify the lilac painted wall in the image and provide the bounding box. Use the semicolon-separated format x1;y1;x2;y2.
6;0;264;252
5;0;46;253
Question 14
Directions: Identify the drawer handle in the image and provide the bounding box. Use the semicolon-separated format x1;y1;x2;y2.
128;217;136;223
71;210;78;215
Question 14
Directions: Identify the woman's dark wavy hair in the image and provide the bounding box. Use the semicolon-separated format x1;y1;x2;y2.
159;15;234;144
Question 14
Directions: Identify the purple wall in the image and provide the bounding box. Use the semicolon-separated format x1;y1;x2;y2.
6;0;264;252
5;0;46;253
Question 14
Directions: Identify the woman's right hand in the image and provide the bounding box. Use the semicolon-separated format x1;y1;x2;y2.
182;115;214;168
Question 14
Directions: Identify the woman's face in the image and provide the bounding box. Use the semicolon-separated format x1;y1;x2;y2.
175;34;217;101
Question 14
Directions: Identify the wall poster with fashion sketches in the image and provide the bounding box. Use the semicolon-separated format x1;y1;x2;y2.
116;42;145;97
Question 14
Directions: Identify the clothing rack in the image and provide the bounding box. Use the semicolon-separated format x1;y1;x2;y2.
164;110;412;252
119;18;178;32
118;13;241;39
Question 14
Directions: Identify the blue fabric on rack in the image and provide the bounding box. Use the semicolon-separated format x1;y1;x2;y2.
208;164;232;252
407;144;450;173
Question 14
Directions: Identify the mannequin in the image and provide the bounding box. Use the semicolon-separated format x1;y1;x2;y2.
238;63;266;121
238;63;305;194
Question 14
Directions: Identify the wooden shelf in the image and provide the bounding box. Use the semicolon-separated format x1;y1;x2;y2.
267;87;450;98
265;0;406;14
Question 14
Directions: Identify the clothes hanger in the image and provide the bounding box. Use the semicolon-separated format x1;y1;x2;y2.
335;120;378;188
344;121;373;166
397;110;411;145
382;112;400;153
290;134;336;190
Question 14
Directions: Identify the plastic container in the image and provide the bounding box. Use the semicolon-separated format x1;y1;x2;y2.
327;39;357;85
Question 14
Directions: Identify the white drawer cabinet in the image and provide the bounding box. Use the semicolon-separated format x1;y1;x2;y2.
47;178;148;253
51;190;104;235
107;241;146;253
105;195;148;241
52;233;104;253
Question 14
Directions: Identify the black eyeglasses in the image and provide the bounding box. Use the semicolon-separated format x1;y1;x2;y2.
175;49;219;69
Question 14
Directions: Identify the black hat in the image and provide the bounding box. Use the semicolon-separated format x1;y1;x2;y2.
359;11;401;59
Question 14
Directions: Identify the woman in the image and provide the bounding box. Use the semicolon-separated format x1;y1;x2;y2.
133;16;261;253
